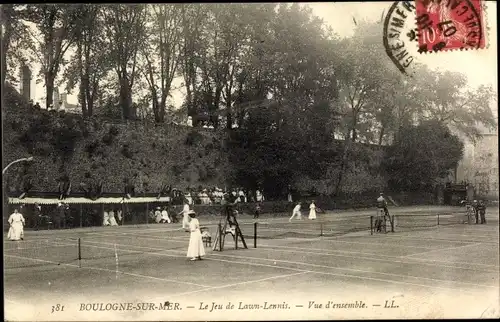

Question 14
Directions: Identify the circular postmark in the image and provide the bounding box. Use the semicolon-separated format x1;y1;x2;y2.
415;0;485;53
383;1;419;75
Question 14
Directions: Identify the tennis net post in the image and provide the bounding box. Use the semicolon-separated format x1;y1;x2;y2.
370;216;373;235
235;226;238;250
78;237;81;268
437;213;440;226
218;223;222;251
390;215;394;232
320;222;323;237
254;222;257;248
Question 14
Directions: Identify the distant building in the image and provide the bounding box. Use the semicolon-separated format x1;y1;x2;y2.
60;93;80;114
50;88;81;114
455;126;499;199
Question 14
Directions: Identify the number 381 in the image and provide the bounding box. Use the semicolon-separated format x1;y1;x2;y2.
51;304;65;313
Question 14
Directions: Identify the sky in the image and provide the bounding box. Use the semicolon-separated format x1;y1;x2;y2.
25;2;498;111
308;1;498;90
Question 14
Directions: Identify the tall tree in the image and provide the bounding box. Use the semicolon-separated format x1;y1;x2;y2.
383;120;464;191
62;5;110;117
414;67;497;142
103;4;146;120
1;5;32;92
24;4;80;108
333;21;395;194
140;4;182;123
179;4;208;124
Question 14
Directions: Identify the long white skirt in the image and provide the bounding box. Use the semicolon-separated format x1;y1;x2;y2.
109;214;118;226
182;214;190;230
8;223;24;241
309;209;317;220
187;230;206;258
102;215;110;226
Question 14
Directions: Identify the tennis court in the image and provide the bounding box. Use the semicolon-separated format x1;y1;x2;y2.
4;205;499;320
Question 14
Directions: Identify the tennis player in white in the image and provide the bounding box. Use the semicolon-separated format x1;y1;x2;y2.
289;202;302;222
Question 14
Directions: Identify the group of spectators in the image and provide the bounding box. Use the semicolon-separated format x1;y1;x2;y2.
102;208;124;226
173;187;265;206
148;206;179;224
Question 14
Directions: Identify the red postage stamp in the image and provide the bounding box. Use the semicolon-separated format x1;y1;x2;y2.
415;0;486;53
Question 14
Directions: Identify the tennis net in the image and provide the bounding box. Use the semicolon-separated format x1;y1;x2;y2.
3;231;197;269
247;216;372;241
392;212;473;232
4;238;80;269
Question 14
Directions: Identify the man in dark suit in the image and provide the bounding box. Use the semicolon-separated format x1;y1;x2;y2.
33;203;42;230
476;200;487;224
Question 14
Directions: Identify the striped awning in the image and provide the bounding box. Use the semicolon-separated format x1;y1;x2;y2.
8;196;171;205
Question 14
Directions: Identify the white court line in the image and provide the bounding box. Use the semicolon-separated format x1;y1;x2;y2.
401;243;485;258
435;227;500;234
3;244;75;251
81;239;498;288
279;236;438;250
204;252;498;288
429;230;499;240
378;233;499;245
4;254;208;288
257;243;500;269
84;237;500;270
10;231;499;271
256;245;499;273
8;239;494;296
173;272;307;296
175;256;487;297
89;231;190;242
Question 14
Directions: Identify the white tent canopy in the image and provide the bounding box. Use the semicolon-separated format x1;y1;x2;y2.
8;196;171;205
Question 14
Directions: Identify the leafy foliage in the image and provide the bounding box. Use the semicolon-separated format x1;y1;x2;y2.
3;4;496;198
383;120;464;191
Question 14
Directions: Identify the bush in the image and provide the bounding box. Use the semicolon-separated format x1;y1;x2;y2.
185;130;203;146
172;164;183;177
109;125;119;136
85;140;101;157
102;133;113;145
121;144;133;159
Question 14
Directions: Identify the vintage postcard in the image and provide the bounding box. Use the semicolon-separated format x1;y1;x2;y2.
2;1;498;321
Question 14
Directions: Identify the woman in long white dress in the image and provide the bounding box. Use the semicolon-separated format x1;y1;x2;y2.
178;201;191;231
117;210;123;224
8;209;25;241
102;210;110;226
186;211;205;261
309;201;317;220
109;209;118;226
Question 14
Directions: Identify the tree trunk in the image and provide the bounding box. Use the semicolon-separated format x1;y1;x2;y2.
159;92;168;123
1;6;13;94
119;75;134;120
334;137;351;197
46;72;55;109
226;104;232;130
79;80;87;117
378;124;385;146
1;34;9;92
351;117;358;143
77;41;88;117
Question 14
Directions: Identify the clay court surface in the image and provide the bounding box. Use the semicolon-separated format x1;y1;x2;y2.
4;205;499;320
